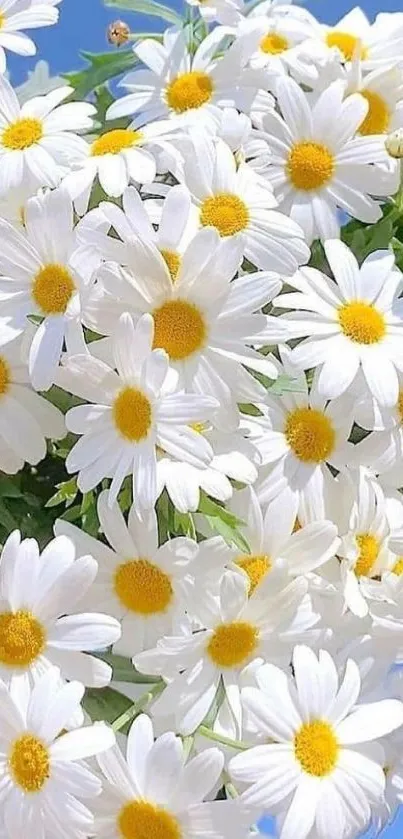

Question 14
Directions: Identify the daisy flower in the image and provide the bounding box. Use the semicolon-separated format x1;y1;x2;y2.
0;75;95;195
0;335;65;473
82;228;287;430
0;0;59;73
346;61;403;138
317;7;403;71
261;77;396;242
0;666;115;837
55;312;218;508
55;489;202;657
0;185;103;391
135;569;312;736
276;240;403;407
229;645;403;839
95;713;246;839
0;529;121;694
236;4;318;83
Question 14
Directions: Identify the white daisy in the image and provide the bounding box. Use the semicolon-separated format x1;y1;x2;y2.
0;0;59;72
229;645;403;839
55;489;201;657
0;529;121;693
346;61;403;138
260;76;396;242
0;666;115;838
237;4;318;82
0;75;95;195
81;227;287;430
95;713;246;839
55;312;218;508
276;240;403;407
0;185;103;391
316;7;403;71
135;568;312;736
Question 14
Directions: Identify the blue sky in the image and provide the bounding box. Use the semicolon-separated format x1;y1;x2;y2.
7;0;403;837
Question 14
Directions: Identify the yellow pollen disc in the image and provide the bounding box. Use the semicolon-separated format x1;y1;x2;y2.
113;387;152;442
355;533;380;577
9;734;50;793
207;621;258;668
90;128;143;156
160;248;181;282
118;801;181;839
32;263;75;315
392;557;403;576
0;356;10;396
294;719;339;776
326;31;367;61
166;71;213;114
260;32;289;54
359;90;390;136
200;193;249;237
236;554;271;594
287;142;334;191
285;407;335;464
0;12;4;28
152;299;206;361
398;391;403;423
114;559;173;614
338;301;385;344
2;117;43;151
0;610;46;668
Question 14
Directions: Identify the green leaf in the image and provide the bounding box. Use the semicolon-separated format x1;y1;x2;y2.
104;0;182;25
197;495;249;552
65;49;138;99
268;374;306;395
0;499;18;532
45;477;78;509
97;653;160;683
83;686;132;730
0;476;23;498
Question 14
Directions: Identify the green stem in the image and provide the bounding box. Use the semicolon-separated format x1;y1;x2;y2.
112;681;165;732
197;725;250;751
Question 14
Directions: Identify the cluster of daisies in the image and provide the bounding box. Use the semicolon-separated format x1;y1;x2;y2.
3;1;403;838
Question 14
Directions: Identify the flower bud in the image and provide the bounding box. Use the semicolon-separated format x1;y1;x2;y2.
107;20;130;47
385;129;403;159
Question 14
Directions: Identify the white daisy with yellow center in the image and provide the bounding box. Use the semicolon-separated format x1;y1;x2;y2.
346;63;403;139
0;0;59;73
276;240;403;408
318;7;403;71
135;568;310;737
238;5;318;79
56;312;218;509
229;646;403;839
95;713;243;839
261;77;394;243
55;490;203;656
0;74;95;195
0;666;115;837
0;529;121;696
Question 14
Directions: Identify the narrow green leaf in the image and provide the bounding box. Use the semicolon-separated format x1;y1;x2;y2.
104;0;182;25
198;494;249;552
65;49;138;98
0;500;18;532
45;477;78;508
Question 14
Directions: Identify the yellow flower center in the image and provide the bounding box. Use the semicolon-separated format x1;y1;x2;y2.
260;32;289;54
152;299;206;361
287;142;335;191
200;193;249;237
338;301;386;344
236;554;271;594
90;128;143;156
118;801;181;839
355;533;380;577
0;610;46;668
2;117;43;150
207;621;258;668
392;557;403;576
397;391;403;423
0;12;4;28
113;387;152;442
0;356;10;396
160;248;181;282
285;407;335;463
32;263;75;315
326;31;367;61
294;719;339;776
358;90;390;136
114;559;173;615
165;71;213;114
9;734;50;793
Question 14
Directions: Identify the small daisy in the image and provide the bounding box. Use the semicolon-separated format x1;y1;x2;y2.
0;75;95;195
55;489;201;657
0;0;59;73
56;312;218;508
0;666;115;837
237;4;318;82
318;7;403;71
0;529;121;693
95;713;246;839
346;61;403;138
135;569;311;736
229;645;403;839
0;185;103;391
261;77;395;242
276;240;403;407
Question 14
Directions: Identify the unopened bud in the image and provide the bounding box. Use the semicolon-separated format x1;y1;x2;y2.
385;129;403;160
107;20;130;47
